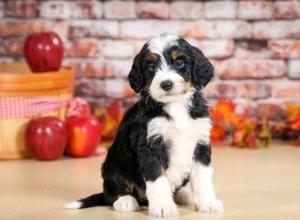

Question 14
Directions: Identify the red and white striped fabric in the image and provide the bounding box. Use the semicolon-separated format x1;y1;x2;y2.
0;96;68;119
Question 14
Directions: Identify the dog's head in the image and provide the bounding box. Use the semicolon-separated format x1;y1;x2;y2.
128;33;214;103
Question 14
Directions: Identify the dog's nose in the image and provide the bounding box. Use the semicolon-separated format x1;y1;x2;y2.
160;80;173;92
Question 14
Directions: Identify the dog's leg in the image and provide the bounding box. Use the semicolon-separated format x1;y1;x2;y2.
138;135;178;217
102;171;140;212
190;143;223;213
146;176;178;217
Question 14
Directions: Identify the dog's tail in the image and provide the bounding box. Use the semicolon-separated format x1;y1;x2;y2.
64;193;106;209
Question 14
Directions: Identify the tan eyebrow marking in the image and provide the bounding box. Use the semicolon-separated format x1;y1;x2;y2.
171;49;183;60
146;53;158;61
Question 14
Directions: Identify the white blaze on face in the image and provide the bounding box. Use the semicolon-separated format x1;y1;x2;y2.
149;69;186;103
147;33;179;57
147;34;188;103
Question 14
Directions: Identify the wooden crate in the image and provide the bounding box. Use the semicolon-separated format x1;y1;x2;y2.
0;63;75;159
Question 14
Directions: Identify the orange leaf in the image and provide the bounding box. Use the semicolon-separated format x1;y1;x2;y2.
290;117;300;130
210;124;226;143
286;103;300;121
96;99;124;140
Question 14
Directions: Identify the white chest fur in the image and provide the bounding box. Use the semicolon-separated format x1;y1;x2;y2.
147;99;211;192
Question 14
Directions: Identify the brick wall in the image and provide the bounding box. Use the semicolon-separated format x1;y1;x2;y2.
1;0;300;119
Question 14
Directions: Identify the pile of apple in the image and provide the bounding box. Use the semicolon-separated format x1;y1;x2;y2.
23;32;102;160
25;99;102;160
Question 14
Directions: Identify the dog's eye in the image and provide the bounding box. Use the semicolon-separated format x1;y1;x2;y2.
174;60;185;69
148;63;156;72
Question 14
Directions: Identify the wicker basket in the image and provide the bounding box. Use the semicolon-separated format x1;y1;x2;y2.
0;62;75;159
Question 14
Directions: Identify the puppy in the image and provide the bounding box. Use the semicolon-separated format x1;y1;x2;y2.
65;33;223;217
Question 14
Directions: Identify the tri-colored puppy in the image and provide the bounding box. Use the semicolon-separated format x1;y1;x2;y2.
65;33;223;217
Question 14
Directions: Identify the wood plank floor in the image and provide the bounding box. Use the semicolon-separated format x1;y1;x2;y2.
1;143;300;220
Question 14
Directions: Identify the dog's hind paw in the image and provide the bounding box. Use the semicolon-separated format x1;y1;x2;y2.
113;195;139;212
196;197;224;213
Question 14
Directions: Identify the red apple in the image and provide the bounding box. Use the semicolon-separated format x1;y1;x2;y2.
66;115;101;157
24;32;63;73
25;116;67;160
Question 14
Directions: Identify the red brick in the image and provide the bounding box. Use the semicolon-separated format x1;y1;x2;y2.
253;21;300;39
90;97;138;111
0;20;43;37
75;78;105;97
273;1;300;19
170;1;203;19
84;60;113;78
5;0;37;17
256;103;287;120
0;20;68;38
198;40;234;58
40;1;71;18
268;40;300;58
120;20;182;39
182;21;251;39
273;82;300;98
104;79;134;98
203;82;237;99
66;40;101;57
3;38;23;56
234;42;272;59
288;60;300;79
84;59;131;79
62;60;82;78
0;2;3;18
68;20;119;39
204;1;237;19
102;41;135;58
238;1;272;20
238;83;271;99
235;41;272;58
137;2;169;19
216;59;286;79
234;47;272;59
132;40;147;55
70;1;103;19
42;20;69;39
104;1;136;19
87;97;113;110
0;38;3;55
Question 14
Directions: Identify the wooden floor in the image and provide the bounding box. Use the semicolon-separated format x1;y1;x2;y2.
1;143;300;220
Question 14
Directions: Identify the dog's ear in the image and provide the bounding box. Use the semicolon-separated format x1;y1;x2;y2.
128;51;145;93
191;46;214;88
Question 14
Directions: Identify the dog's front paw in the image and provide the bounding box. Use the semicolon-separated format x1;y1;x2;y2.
149;202;179;217
196;197;224;213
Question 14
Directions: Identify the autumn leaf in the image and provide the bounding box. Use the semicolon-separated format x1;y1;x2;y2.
231;118;257;148
290;116;300;130
286;103;300;121
210;124;226;143
210;98;250;143
95;99;124;141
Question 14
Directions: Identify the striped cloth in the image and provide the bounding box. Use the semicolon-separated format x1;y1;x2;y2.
0;96;68;119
